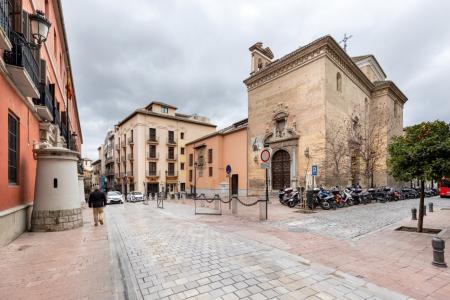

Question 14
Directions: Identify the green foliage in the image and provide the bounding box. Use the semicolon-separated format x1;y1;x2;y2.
388;120;450;182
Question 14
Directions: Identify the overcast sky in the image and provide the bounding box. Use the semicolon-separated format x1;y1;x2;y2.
62;0;450;159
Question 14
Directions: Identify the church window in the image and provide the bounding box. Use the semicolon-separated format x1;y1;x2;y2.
337;72;342;92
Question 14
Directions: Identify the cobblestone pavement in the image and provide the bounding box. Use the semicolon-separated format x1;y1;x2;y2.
107;203;410;300
271;196;450;240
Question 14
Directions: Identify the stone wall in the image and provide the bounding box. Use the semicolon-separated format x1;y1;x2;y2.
31;208;83;232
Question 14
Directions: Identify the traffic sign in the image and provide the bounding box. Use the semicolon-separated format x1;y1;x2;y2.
260;162;270;169
226;164;232;174
260;149;271;162
312;165;318;176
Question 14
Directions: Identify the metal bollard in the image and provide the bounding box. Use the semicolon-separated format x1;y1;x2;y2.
411;208;417;220
429;202;434;212
423;205;427;216
432;237;447;267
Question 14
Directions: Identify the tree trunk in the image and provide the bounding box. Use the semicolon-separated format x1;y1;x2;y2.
417;180;425;233
370;173;374;188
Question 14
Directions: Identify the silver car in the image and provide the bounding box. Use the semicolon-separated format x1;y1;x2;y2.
107;191;124;204
127;191;145;202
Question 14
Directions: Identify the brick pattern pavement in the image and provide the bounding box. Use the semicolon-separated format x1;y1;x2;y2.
0;208;123;300
107;203;410;300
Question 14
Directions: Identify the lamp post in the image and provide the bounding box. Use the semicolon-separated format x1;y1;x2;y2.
194;162;198;196
29;10;51;46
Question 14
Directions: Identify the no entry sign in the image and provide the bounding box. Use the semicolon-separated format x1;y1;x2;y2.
260;149;271;162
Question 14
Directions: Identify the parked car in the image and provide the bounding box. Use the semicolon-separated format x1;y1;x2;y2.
127;191;145;202
107;191;124;204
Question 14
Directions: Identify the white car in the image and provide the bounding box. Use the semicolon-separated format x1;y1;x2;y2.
127;191;145;202
107;191;124;204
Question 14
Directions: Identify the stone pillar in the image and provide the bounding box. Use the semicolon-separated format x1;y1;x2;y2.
78;175;85;204
31;147;83;232
232;197;238;215
259;200;267;221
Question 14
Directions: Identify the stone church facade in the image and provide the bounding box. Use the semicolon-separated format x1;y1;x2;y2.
244;36;407;194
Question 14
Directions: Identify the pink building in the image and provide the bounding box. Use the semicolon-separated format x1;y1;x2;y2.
0;0;82;245
186;119;248;197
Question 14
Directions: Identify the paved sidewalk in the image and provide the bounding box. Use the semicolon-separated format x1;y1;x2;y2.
107;203;410;300
0;207;123;300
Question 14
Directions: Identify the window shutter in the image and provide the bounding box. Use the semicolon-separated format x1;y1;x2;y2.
22;10;29;40
40;59;47;83
12;0;23;33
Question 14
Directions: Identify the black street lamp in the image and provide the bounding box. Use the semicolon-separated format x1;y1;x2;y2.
29;10;51;46
194;162;198;196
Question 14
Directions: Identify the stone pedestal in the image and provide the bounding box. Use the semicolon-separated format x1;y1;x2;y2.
31;147;83;232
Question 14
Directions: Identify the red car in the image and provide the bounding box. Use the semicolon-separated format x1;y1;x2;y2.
438;179;450;198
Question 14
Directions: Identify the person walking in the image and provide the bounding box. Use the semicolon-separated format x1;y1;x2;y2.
88;186;107;226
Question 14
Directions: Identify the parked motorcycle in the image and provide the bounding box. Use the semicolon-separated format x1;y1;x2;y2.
310;187;335;210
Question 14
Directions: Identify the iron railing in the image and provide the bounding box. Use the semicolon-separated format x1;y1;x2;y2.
33;83;54;114
147;170;160;177
0;0;11;35
60;120;68;139
4;31;40;89
53;107;61;128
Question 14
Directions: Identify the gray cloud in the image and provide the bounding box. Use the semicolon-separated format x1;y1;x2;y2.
62;0;450;159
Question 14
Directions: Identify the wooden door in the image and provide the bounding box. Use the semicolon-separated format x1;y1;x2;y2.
271;150;290;190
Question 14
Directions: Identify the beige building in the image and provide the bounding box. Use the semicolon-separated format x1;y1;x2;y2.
114;101;216;196
244;36;407;194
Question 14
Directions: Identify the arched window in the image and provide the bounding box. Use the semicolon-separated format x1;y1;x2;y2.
336;72;342;92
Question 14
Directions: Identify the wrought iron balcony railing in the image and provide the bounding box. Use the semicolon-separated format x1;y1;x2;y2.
146;170;160;177
0;0;11;37
146;151;159;160
4;31;40;90
33;83;54;121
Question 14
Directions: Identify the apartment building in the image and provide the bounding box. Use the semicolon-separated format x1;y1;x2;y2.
0;0;82;245
103;130;115;191
114;101;216;196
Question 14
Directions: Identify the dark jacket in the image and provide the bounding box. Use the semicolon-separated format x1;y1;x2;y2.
88;189;107;208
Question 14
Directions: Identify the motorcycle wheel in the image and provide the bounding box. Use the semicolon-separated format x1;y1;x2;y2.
320;201;331;210
347;199;354;206
288;200;297;208
336;201;344;208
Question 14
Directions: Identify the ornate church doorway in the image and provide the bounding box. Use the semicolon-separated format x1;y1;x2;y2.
271;150;291;190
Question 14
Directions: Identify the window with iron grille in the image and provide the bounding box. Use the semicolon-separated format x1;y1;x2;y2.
189;153;193;166
208;149;213;163
180;147;185;155
149;128;156;141
209;167;213;177
180;162;185;170
168;147;174;159
149;145;156;157
168;163;175;175
180;132;184;139
8;113;19;184
180;183;185;192
148;162;156;175
189;170;192;182
168;131;175;143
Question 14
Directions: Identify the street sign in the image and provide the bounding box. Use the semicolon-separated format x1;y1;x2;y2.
312;165;318;176
260;162;270;169
260;149;271;162
226;164;232;175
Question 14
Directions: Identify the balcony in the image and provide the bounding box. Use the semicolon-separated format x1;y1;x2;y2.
33;83;54;121
115;144;120;151
128;137;134;145
167;153;178;161
115;157;120;164
105;169;115;176
121;156;126;162
121;142;126;148
128;153;134;161
147;135;159;144
167;136;177;145
123;172;134;179
146;152;159;160
0;0;12;51
105;156;114;165
166;171;178;177
146;170;160;177
60;120;68;139
4;31;40;98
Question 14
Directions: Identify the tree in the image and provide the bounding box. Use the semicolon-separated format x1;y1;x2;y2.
388;120;450;232
325;123;350;187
